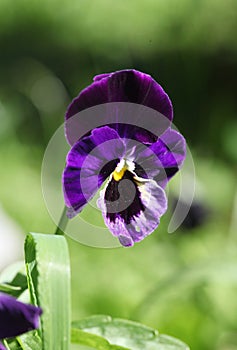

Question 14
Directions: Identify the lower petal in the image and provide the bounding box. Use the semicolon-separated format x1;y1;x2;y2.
98;175;167;247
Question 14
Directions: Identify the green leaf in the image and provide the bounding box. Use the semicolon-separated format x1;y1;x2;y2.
24;233;71;350
6;332;42;350
4;339;22;350
0;283;21;293
0;262;28;297
71;328;128;350
17;332;42;350
71;315;190;350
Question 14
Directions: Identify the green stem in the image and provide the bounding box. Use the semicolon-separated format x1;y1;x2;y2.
2;339;11;350
54;206;69;235
228;170;237;245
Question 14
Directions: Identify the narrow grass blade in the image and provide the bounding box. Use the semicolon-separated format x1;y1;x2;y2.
25;233;71;350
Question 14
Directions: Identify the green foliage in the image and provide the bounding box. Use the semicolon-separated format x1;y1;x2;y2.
0;1;237;349
24;233;71;350
0;283;21;293
72;328;128;350
16;333;42;350
0;0;237;54
0;140;237;350
0;262;28;298
72;315;189;350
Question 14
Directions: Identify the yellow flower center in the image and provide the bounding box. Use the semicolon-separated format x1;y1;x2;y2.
112;166;128;181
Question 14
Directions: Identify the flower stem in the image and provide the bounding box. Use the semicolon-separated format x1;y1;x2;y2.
2;340;11;350
228;171;237;244
54;206;68;235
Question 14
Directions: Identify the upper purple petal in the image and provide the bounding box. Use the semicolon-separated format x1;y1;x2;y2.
108;123;158;145
93;73;110;82
65;70;173;144
66;70;172;120
63;126;125;217
0;293;42;339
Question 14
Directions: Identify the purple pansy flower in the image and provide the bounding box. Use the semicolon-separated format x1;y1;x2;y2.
63;69;186;247
0;293;42;349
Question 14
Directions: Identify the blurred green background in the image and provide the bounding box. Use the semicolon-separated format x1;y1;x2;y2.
0;1;237;349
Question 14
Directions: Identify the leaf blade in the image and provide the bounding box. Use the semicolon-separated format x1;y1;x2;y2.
24;233;71;350
72;315;189;350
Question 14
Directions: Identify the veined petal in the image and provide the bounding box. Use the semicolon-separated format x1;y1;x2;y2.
65;70;173;144
0;293;42;339
123;140;162;179
119;129;185;185
63;126;125;217
98;170;167;247
149;128;186;187
66;70;172;120
108;123;158;145
93;73;110;82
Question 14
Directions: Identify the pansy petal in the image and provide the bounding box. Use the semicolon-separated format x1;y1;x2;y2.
66;69;173;118
63;126;125;217
0;293;42;339
154;128;186;167
65;70;173;138
149;128;186;187
98;172;167;247
0;343;6;350
93;73;110;82
109;123;158;145
120;129;185;184
122;140;162;179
